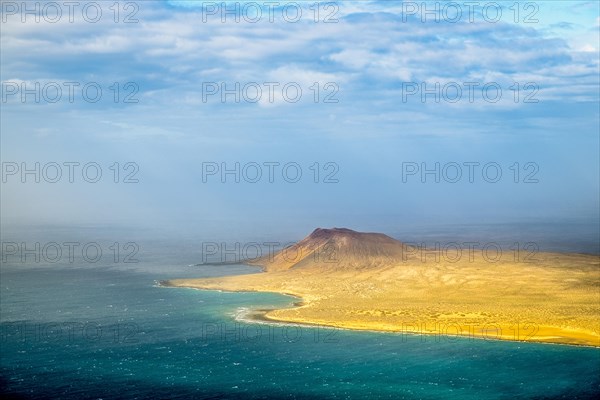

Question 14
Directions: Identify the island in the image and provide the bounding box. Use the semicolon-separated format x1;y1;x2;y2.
164;228;600;346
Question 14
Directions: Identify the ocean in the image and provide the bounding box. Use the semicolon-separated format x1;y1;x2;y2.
1;225;599;399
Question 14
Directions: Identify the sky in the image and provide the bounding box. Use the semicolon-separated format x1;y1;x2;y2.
1;0;599;239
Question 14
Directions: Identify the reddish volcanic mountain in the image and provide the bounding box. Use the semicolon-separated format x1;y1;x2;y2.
247;228;413;272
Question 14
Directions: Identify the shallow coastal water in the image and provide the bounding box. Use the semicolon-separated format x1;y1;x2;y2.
1;228;599;399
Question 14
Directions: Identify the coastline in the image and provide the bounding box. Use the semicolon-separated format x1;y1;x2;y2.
161;279;600;348
245;306;600;349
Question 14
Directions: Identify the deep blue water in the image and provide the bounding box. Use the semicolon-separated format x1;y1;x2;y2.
1;227;599;399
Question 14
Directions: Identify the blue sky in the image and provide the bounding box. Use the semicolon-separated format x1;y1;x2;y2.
1;1;599;238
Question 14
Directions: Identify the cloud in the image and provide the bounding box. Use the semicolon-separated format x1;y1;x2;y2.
1;1;598;127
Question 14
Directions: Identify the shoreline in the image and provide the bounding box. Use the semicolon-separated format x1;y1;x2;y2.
160;280;600;348
243;307;600;349
158;279;306;307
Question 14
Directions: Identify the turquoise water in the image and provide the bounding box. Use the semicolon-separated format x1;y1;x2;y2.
1;234;599;399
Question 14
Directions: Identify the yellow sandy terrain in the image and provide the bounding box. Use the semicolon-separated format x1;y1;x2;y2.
167;228;600;346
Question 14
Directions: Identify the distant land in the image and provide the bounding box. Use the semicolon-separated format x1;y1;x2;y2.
165;228;600;346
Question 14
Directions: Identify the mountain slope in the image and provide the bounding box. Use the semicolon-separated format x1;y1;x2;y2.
247;227;414;272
